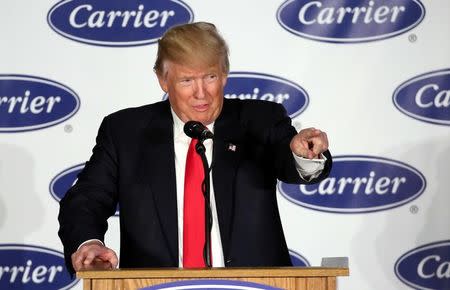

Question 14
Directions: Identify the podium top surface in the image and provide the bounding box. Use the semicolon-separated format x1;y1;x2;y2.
77;266;349;279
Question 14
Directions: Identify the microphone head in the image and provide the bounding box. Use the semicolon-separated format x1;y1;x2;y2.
184;121;214;140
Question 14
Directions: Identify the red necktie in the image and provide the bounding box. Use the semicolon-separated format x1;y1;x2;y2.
183;138;205;267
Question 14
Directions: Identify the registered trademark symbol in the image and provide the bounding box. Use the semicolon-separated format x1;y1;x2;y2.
410;205;419;214
408;34;417;43
64;124;73;133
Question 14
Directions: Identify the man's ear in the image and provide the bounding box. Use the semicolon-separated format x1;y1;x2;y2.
156;72;168;93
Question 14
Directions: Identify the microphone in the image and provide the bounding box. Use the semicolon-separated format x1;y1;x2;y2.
184;121;214;141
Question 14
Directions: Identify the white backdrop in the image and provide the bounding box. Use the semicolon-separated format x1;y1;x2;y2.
1;1;449;289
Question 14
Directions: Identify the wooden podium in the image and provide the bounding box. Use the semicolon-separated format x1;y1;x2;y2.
77;266;349;290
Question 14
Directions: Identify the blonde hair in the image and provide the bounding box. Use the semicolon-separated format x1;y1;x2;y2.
154;22;229;76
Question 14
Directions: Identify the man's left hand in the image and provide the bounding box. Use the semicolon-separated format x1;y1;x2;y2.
290;128;329;159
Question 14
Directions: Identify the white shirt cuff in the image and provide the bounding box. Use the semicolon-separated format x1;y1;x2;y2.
77;239;104;251
292;153;326;181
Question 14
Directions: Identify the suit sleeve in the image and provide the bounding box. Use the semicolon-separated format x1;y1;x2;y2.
58;116;119;274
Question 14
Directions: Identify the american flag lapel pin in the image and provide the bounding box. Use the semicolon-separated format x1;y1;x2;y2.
227;143;237;152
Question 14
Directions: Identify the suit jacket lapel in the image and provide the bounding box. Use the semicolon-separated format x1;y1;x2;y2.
212;100;243;260
138;101;178;264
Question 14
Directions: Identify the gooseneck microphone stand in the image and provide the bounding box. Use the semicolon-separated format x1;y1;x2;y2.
195;139;212;268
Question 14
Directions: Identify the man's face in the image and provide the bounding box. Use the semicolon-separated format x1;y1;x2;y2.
157;61;227;125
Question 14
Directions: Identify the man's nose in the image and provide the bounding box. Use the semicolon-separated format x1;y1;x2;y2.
193;79;206;99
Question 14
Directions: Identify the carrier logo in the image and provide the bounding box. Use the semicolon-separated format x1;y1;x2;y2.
224;72;309;118
50;164;120;215
47;0;194;47
142;279;281;290
279;155;426;213
393;69;450;126
395;240;450;290
0;244;78;289
289;249;310;267
0;75;80;132
277;0;425;43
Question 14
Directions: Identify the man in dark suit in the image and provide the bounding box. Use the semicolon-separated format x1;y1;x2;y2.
58;22;332;274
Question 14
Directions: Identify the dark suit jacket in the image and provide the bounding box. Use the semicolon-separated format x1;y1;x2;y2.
58;99;332;274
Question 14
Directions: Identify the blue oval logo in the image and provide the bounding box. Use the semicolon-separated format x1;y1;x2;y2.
279;155;426;213
393;68;450;126
141;279;282;290
289;249;310;267
395;240;450;290
0;75;80;132
50;164;120;215
224;72;309;118
277;0;425;43
0;244;78;289
47;0;194;47
49;163;85;202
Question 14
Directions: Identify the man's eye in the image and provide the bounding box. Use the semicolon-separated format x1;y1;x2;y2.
180;79;192;85
205;74;218;82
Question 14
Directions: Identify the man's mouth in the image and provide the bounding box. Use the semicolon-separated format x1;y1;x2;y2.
193;104;209;111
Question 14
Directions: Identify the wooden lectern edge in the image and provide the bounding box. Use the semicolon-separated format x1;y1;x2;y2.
77;266;349;279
